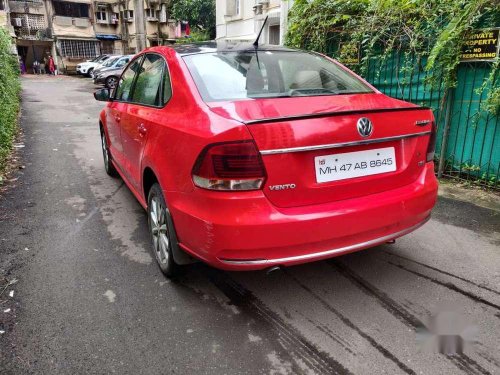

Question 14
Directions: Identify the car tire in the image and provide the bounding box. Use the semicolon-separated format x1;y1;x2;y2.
100;127;118;177
88;68;94;78
147;183;181;278
105;76;118;89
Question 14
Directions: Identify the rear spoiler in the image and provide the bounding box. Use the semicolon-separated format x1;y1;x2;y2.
244;106;431;125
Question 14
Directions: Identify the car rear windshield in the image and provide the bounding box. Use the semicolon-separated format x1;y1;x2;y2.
183;51;373;102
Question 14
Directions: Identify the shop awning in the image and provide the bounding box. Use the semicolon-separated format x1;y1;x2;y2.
95;34;121;40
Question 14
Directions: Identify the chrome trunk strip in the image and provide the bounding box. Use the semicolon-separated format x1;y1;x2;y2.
218;216;430;266
260;131;431;155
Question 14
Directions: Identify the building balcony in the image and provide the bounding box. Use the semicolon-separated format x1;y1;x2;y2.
54;15;90;28
8;0;45;15
14;26;52;40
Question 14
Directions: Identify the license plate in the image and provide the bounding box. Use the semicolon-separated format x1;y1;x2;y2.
315;147;396;183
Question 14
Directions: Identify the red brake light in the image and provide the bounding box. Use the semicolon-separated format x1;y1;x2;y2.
426;121;437;162
192;141;267;191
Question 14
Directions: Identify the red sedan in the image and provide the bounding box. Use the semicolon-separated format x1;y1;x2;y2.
94;42;438;277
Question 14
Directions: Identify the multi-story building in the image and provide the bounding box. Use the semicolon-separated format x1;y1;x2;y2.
216;0;293;45
2;0;185;74
7;0;52;66
0;0;16;41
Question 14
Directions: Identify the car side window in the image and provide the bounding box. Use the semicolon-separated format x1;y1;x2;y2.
131;54;165;107
162;63;172;105
115;56;142;102
116;57;129;68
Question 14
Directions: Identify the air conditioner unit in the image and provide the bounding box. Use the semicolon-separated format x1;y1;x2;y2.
13;18;23;27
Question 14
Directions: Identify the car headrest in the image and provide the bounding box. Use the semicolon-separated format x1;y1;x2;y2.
291;70;322;89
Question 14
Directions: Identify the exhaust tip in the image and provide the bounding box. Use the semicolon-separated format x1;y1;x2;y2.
266;266;282;275
386;239;396;244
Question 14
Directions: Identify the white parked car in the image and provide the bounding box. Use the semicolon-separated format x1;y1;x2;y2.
76;55;112;77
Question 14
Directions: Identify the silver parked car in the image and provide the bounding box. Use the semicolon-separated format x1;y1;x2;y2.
91;55;133;79
93;65;125;89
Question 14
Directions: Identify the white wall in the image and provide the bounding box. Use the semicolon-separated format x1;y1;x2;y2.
216;0;293;44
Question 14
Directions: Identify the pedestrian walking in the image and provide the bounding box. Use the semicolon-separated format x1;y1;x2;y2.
48;56;55;75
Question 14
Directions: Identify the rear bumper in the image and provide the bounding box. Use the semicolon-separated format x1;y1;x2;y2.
168;163;438;271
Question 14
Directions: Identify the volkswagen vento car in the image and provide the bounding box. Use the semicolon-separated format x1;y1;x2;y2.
94;42;438;277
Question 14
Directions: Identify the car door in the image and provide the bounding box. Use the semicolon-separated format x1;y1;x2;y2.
106;55;143;171
120;53;169;191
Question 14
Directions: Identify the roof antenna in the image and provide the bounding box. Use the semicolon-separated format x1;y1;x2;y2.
253;16;269;47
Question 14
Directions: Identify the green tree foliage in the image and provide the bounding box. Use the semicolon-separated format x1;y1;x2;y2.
171;0;216;39
286;0;499;113
0;28;21;171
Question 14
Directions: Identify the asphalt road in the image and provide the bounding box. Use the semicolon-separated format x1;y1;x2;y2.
1;76;499;375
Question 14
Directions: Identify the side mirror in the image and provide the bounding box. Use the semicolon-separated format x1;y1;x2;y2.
94;88;111;102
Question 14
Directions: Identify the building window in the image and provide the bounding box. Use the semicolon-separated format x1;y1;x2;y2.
53;1;89;18
95;10;107;23
145;8;157;20
123;9;133;21
268;25;280;45
60;39;99;58
225;0;240;16
0;0;5;11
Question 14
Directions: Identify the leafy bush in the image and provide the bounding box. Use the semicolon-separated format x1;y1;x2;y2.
286;0;499;113
0;27;20;171
171;0;215;39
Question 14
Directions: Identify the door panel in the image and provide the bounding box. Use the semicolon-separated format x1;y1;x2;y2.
121;104;150;191
106;101;127;169
107;55;143;178
120;53;167;191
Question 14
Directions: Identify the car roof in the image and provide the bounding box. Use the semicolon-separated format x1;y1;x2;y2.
164;41;299;56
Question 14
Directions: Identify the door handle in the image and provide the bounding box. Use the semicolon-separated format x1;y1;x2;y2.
114;115;121;123
138;123;147;136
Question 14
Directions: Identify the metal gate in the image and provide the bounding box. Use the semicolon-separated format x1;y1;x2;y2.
360;51;499;189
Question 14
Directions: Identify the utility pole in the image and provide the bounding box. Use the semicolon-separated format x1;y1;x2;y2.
134;0;147;52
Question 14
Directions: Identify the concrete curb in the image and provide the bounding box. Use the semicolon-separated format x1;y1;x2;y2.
438;180;500;213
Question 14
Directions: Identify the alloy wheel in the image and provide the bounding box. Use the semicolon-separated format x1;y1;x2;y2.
149;196;170;265
107;77;117;89
101;131;109;168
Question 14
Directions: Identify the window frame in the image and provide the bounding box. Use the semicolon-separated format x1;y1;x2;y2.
53;1;90;18
112;54;144;102
95;10;108;22
113;52;173;109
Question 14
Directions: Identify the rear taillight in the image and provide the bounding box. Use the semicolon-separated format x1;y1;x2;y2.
192;141;266;191
426;121;437;162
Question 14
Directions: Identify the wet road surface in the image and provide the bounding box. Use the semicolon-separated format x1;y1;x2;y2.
0;76;499;374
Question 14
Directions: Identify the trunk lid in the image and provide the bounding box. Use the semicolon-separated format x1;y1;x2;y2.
208;94;434;208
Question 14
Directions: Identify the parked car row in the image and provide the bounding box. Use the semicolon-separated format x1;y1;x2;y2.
77;54;134;89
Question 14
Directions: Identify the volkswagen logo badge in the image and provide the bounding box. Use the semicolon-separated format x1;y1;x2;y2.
357;117;373;138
